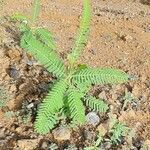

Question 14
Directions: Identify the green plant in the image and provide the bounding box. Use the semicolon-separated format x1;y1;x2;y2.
110;122;129;144
141;140;150;150
122;89;135;110
4;111;15;118
0;86;10;108
84;132;103;150
108;113;118;130
14;0;129;134
21;101;32;124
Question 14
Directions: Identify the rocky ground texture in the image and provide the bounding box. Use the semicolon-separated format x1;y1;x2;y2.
0;0;150;149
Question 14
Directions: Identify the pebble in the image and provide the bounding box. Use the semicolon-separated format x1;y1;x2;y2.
86;112;100;126
7;49;21;60
86;41;92;49
9;84;16;92
9;67;19;79
17;139;39;150
1;72;7;79
98;91;107;100
97;124;107;136
0;128;5;139
4;74;11;81
53;127;71;141
18;83;27;90
38;83;49;92
26;60;34;66
84;130;95;141
41;141;49;149
15;127;24;134
100;142;112;150
6;99;15;110
27;103;34;109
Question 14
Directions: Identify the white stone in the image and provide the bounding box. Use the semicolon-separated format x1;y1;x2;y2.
86;112;100;126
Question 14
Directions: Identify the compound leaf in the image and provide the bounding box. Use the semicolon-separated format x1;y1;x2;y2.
32;0;40;23
84;96;109;112
67;87;86;124
20;30;65;77
68;0;91;63
34;28;56;50
72;68;129;85
34;79;67;134
110;122;129;144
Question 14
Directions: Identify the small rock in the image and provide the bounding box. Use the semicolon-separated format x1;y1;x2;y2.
41;141;49;149
9;84;16;92
4;74;11;81
27;103;34;109
18;83;27;90
6;99;15;110
8;67;19;79
38;83;49;92
100;142;112;150
110;90;119;100
97;124;107;136
98;91;107;100
132;84;142;98
1;72;7;79
17;139;39;150
86;42;92;49
86;112;100;126
118;32;133;42
48;143;58;150
15;127;24;134
26;60;34;66
84;130;95;141
53;127;71;141
0;128;5;139
7;49;21;60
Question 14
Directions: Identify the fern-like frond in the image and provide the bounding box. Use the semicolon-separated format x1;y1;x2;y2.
84;96;108;112
32;0;40;24
68;0;91;63
75;82;91;94
72;68;129;85
34;79;67;134
34;28;56;50
20;31;65;77
11;13;29;22
35;112;58;134
67;87;86;124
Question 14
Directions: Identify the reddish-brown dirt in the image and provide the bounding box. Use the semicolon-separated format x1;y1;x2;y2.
0;0;150;149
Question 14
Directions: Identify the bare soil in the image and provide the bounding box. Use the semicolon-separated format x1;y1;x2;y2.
0;0;150;150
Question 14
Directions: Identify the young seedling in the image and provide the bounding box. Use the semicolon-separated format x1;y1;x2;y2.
110;122;129;144
0;86;10;108
4;111;15;119
122;88;135;110
14;0;130;134
84;132;104;150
